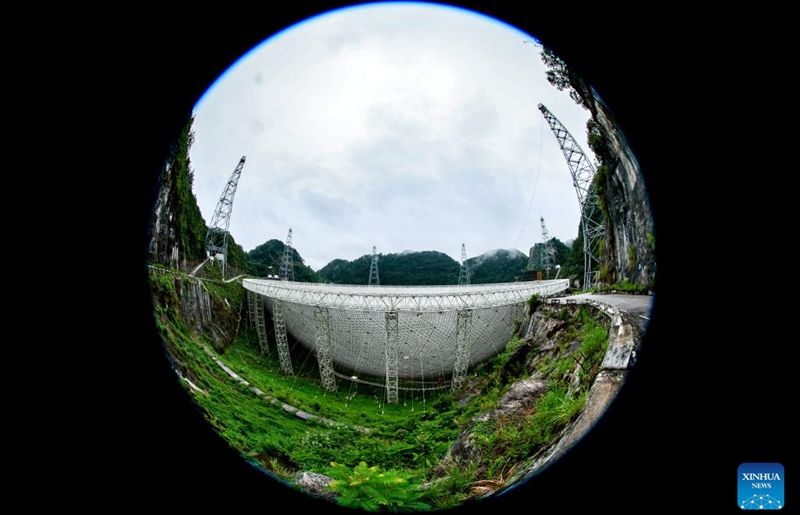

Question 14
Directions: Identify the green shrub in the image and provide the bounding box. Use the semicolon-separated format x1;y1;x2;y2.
532;387;587;435
627;244;637;268
326;461;432;512
420;462;478;510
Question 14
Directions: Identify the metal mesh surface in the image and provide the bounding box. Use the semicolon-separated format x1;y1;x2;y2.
245;280;568;382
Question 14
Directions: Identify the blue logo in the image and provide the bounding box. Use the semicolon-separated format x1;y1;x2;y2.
739;463;784;510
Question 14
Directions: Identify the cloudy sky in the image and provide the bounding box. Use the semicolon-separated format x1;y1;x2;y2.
189;2;595;272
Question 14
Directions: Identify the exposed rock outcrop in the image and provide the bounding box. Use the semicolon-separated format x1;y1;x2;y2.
493;379;547;419
533;76;656;290
584;88;656;289
440;379;550;472
149;161;180;270
172;278;213;333
432;300;617;497
525;310;566;351
295;472;337;502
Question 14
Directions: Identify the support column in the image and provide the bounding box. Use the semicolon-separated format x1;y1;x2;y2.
255;294;270;355
314;306;337;392
273;300;294;376
385;311;399;404
247;289;258;330
451;309;473;392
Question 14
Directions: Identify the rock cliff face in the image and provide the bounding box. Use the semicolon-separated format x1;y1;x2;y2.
147;120;209;274
149;160;186;271
172;277;214;335
584;87;656;289
148;152;241;348
528;86;655;290
150;268;243;354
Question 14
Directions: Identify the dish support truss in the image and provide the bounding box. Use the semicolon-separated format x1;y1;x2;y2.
244;279;568;402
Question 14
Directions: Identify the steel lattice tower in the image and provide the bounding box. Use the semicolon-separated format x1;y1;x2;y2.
538;104;604;289
205;156;246;279
272;300;294;375
280;228;294;281
458;243;470;286
314;306;336;392
369;246;380;286
253;293;270;355
385;311;399;403
451;309;473;391
539;216;553;276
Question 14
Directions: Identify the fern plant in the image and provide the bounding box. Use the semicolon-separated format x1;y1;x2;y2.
326;461;432;512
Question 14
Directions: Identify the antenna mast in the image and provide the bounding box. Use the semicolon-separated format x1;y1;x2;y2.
280;228;294;281
538;104;604;289
205;155;246;279
369;246;380;286
539;216;553;277
458;243;470;285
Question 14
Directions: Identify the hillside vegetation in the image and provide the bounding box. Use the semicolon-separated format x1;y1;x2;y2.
149;268;610;511
319;248;548;286
145;107;632;513
247;239;324;283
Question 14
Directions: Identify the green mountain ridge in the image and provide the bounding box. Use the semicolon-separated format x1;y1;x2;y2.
316;247;534;285
147;114;583;287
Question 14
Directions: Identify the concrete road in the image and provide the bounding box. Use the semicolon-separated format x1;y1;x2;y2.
550;292;655;336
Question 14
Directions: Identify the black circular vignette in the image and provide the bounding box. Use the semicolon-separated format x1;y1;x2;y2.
108;3;788;512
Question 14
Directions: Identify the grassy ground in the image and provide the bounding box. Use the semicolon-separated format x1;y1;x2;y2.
150;270;609;511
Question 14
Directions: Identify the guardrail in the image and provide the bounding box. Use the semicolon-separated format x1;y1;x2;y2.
546;296;632;369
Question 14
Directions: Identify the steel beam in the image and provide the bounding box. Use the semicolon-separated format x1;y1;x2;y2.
242;279;569;313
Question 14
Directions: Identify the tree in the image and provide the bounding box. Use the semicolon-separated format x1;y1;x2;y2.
246;239;323;282
148;115;209;269
173;117;208;264
540;47;589;109
468;250;528;284
223;233;249;275
318;251;460;285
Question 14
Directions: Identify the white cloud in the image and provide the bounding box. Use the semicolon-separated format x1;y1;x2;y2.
189;2;595;273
